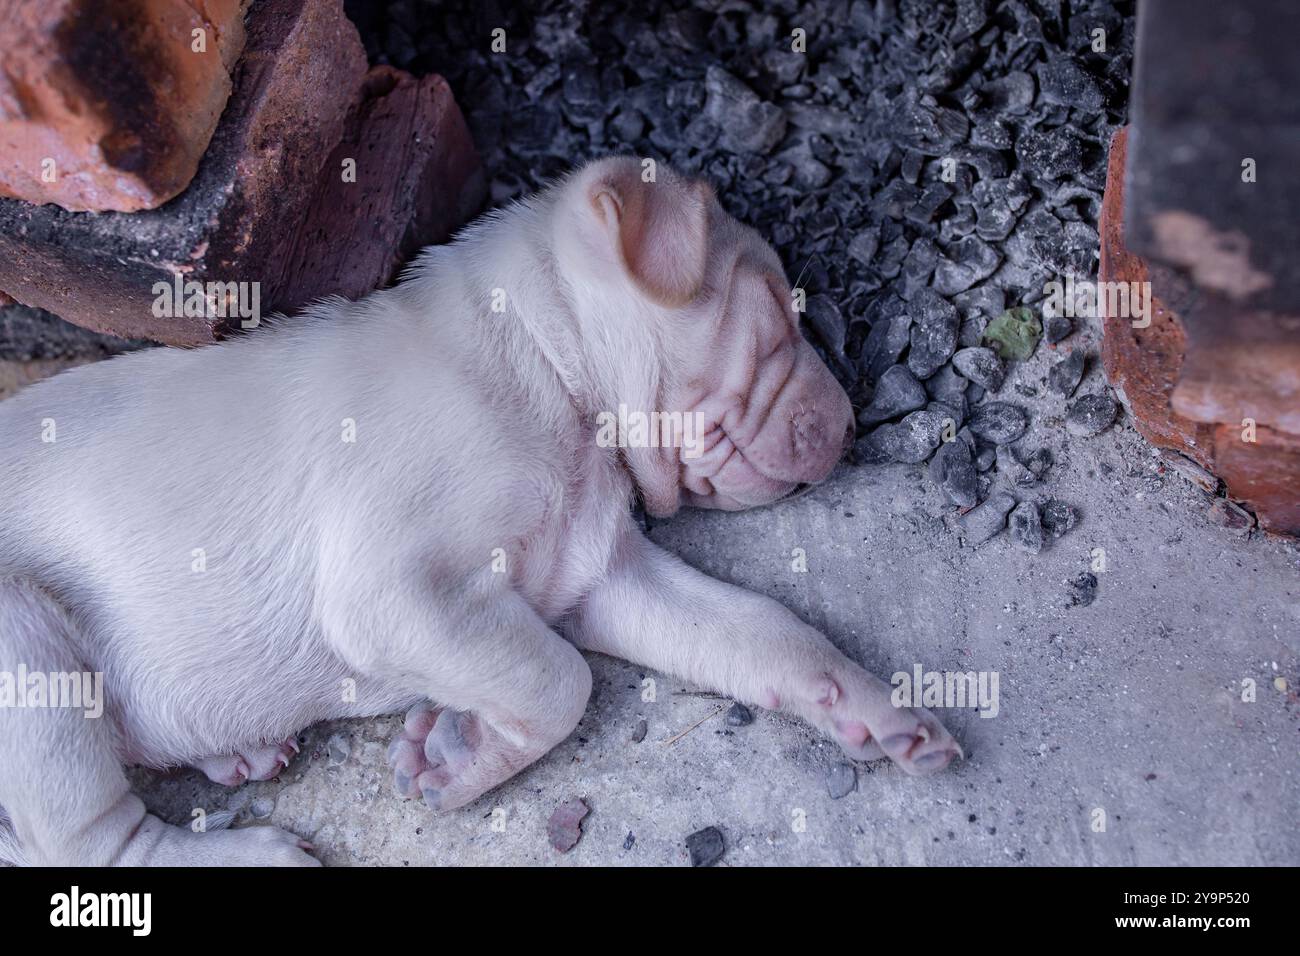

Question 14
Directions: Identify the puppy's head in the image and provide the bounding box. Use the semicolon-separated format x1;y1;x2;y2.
555;157;854;516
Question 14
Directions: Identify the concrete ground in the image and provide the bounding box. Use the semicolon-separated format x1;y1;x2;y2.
3;310;1296;866
92;323;1293;867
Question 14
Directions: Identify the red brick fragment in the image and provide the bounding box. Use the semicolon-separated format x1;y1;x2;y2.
0;0;249;212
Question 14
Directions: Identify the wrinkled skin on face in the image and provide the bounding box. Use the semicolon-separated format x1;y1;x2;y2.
562;157;855;515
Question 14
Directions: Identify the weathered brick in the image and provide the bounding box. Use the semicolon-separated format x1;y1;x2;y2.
0;0;248;212
273;66;486;312
0;0;483;345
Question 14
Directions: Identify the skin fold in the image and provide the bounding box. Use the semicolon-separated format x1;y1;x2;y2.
0;157;960;866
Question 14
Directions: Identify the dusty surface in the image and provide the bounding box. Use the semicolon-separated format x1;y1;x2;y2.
105;324;1298;866
2;309;1296;865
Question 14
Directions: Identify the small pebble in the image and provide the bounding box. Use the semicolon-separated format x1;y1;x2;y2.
630;718;648;743
1066;572;1098;608
685;826;725;867
959;492;1016;546
725;702;753;727
969;402;1029;444
1041;499;1081;538
1008;500;1044;554
859;364;927;425
1044;314;1073;344
547;798;590;853
326;733;350;767
825;762;858;799
952;346;1006;391
1066;393;1118;437
929;434;979;508
1048;348;1085;397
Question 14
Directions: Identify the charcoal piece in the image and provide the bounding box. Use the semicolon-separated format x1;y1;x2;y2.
933;236;1001;296
806;294;847;356
952;346;1005;391
1008;501;1044;554
859;364;928;425
929;435;979;507
1016;127;1085;181
900;238;940;298
1042;500;1081;539
959;493;1016;546
954;284;1005;319
1066;393;1118;437
969;402;1028;444
906;289;959;379
876;234;911;277
1066;572;1098;608
928;399;965;431
970;117;1014;150
609;108;646;141
725;702;753;727
869;408;947;463
1037;57;1104;111
1044;314;1074;344
925;364;970;409
561;61;604;125
906;183;955;225
1014;447;1054;486
860;301;914;381
980;71;1035;113
703;65;786;154
825;762;858;799
848;229;880;266
685;826;725;867
1048;348;1085;397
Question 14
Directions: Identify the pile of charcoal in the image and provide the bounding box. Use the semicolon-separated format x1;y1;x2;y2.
346;0;1133;546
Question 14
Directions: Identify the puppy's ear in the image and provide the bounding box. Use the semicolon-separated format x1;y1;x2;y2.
590;167;712;308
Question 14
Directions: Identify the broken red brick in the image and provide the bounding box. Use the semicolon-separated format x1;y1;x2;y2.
0;0;249;212
547;798;589;853
0;0;484;345
274;66;486;313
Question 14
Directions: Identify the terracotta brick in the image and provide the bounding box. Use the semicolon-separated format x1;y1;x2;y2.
0;0;483;345
0;0;249;212
273;66;486;312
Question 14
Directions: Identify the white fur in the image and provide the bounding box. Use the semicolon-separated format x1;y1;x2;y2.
0;158;957;865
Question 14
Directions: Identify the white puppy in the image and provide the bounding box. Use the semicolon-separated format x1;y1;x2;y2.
0;158;960;865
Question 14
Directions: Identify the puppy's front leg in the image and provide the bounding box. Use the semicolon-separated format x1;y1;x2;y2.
568;532;962;774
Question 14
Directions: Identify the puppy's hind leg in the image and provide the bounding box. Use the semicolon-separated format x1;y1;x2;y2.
0;577;318;866
328;573;592;812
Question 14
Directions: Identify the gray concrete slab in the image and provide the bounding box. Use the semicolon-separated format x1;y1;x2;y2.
127;336;1300;866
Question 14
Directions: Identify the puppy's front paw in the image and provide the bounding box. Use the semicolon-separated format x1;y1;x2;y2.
802;671;963;776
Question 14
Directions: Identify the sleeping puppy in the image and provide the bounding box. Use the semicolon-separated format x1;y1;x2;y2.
0;157;960;866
